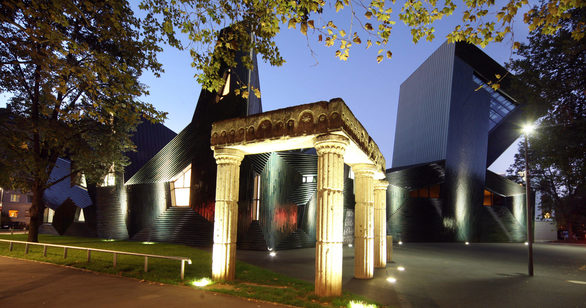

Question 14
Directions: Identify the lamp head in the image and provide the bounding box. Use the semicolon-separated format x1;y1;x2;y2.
522;124;535;135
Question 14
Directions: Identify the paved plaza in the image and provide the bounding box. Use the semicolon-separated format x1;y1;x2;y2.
1;243;584;307
0;256;285;308
238;242;586;307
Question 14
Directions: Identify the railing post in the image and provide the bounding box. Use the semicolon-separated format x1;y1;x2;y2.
181;260;185;281
144;256;148;272
43;245;47;257
63;247;67;259
25;243;29;254
9;242;13;251
87;249;91;263
113;252;117;268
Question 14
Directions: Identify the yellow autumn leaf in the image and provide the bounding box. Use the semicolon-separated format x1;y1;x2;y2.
288;18;296;29
365;23;373;31
308;20;315;29
300;22;308;35
377;55;383;63
335;1;344;12
386;51;392;59
365;11;372;19
366;40;372;48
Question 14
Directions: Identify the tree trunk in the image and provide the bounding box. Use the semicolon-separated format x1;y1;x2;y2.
27;182;45;242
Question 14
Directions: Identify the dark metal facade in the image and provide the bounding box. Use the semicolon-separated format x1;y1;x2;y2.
387;41;529;242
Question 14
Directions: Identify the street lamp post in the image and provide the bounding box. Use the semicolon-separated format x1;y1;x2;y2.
522;124;535;276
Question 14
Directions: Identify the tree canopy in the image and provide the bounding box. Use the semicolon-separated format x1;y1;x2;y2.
506;7;585;238
139;0;586;94
0;0;165;241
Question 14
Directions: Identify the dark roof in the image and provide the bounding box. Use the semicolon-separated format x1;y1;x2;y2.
44;158;92;209
125;120;177;180
386;160;445;190
126;122;194;185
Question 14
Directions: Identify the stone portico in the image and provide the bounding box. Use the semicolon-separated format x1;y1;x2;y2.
210;98;388;296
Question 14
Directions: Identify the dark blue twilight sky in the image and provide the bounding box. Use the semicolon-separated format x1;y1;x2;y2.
0;1;536;174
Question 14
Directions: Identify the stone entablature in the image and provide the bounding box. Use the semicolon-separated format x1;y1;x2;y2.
211;98;386;176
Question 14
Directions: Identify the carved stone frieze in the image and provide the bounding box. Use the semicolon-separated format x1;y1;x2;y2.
211;98;386;172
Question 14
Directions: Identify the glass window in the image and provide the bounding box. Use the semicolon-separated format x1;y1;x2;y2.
43;208;55;223
171;164;191;206
10;194;19;202
103;172;116;186
75;207;85;222
9;210;18;218
472;74;518;131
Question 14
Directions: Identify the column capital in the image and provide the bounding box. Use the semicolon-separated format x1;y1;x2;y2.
374;180;389;191
314;134;349;156
351;163;377;177
214;148;245;165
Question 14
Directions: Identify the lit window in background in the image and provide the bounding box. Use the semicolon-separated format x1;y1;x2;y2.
10;194;19;202
9;210;18;218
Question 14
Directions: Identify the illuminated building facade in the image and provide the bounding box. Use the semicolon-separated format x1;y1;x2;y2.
386;42;529;242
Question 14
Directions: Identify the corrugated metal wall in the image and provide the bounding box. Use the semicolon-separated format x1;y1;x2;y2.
392;42;456;168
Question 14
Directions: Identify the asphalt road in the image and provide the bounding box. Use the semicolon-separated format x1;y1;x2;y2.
237;243;586;307
0;256;286;308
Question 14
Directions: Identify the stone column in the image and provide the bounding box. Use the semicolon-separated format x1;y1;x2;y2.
374;180;389;268
352;163;376;279
212;148;245;281
314;134;349;297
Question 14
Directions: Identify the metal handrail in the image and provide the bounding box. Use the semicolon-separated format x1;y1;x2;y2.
0;239;192;280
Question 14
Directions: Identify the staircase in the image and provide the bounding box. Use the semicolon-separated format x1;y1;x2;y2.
238;220;268;250
132;207;213;247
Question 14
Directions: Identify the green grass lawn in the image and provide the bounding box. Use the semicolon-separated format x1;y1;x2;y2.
0;234;380;308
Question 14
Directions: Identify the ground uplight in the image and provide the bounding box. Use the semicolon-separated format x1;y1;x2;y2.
386;277;397;283
269;251;277;257
397;266;405;272
192;277;212;287
348;300;377;308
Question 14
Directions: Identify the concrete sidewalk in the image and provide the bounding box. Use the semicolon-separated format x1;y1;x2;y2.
237;243;586;308
0;256;286;308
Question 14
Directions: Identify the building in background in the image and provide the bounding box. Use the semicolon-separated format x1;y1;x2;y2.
0;189;32;228
386;41;531;243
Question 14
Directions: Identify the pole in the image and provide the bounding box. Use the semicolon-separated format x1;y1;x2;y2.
524;133;534;276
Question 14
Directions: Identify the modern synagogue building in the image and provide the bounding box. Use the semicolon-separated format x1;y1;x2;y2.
37;39;530;248
386;41;529;243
